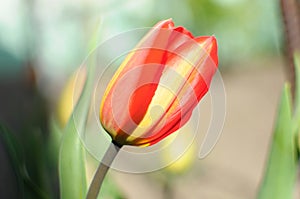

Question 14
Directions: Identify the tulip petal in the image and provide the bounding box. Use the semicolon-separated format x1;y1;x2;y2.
195;36;218;66
165;26;195;56
174;26;194;38
100;19;218;146
127;36;218;145
100;19;180;144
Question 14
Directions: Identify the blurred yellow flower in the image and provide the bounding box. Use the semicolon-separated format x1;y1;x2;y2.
161;124;196;174
56;68;86;127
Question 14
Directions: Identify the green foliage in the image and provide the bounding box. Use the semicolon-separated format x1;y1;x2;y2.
294;52;300;153
0;125;50;199
58;21;125;199
294;51;300;124
257;84;297;199
182;0;281;64
59;120;88;199
258;53;300;198
58;21;102;199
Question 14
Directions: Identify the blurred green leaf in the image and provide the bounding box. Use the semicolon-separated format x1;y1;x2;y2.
294;51;300;122
58;70;95;198
0;125;50;199
293;52;300;154
58;48;91;199
0;125;24;197
48;118;63;166
258;84;298;199
59;21;102;199
59;119;87;199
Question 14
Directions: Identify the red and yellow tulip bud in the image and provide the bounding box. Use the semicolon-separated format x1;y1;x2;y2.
100;19;218;147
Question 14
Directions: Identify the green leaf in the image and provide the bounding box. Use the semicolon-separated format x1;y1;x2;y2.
294;51;300;127
58;60;95;199
48;118;63;167
59;21;102;199
258;84;298;199
0;125;25;197
58;55;91;199
0;125;50;199
292;51;300;160
59;120;87;199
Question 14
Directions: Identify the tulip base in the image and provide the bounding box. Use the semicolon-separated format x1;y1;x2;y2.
86;142;121;199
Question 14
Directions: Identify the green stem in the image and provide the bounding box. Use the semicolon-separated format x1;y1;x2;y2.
86;142;121;199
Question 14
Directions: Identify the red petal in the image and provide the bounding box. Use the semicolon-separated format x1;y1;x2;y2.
101;20;181;143
129;36;218;146
195;36;218;66
174;26;194;38
100;19;219;147
154;18;174;29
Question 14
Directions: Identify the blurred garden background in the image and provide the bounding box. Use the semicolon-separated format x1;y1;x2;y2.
0;0;298;198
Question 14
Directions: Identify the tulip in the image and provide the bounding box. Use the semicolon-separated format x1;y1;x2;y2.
99;19;218;147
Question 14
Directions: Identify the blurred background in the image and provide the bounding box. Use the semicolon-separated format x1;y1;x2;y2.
0;0;298;198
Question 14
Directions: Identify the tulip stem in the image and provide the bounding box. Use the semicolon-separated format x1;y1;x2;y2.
86;142;121;199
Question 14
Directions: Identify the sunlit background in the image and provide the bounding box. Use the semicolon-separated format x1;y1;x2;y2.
0;0;294;198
